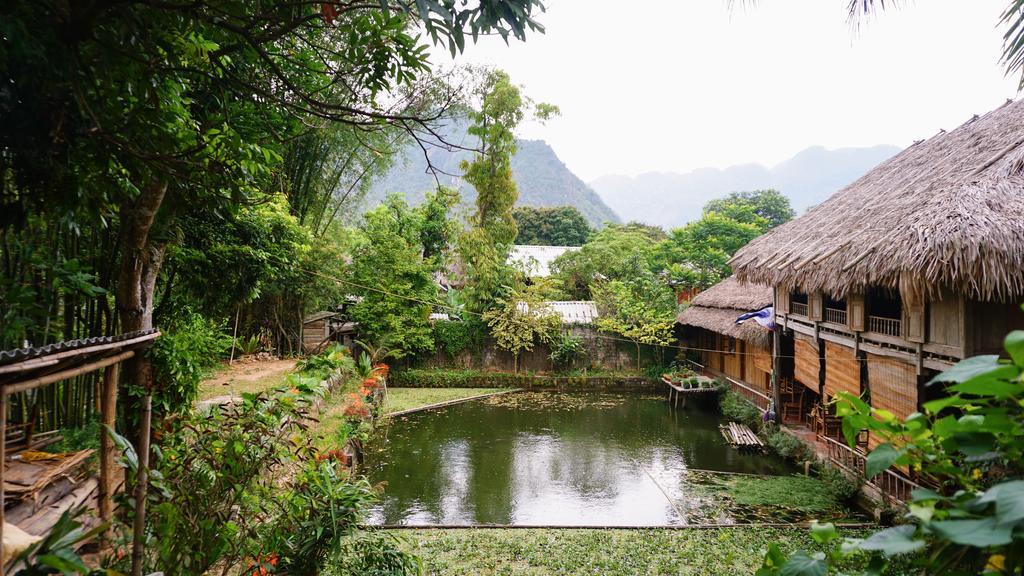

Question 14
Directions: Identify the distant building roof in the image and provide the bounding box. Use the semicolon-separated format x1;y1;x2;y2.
303;311;338;324
509;245;580;277
547;301;598;325
676;277;772;346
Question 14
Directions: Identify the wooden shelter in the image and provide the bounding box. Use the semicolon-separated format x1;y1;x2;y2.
677;277;774;409
728;98;1024;436
0;330;159;572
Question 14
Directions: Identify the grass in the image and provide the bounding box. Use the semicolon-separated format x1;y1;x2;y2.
727;475;838;513
392;527;880;575
311;376;363;448
383;388;512;415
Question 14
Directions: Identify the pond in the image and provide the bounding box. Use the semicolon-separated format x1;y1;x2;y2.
364;391;833;527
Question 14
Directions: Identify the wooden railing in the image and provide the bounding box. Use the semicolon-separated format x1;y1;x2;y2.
790;302;808;316
725;376;771;412
818;434;921;506
685;358;770;413
824;307;847;325
868;315;901;336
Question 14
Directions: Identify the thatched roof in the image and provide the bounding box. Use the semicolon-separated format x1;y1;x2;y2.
677;277;772;346
729;98;1024;301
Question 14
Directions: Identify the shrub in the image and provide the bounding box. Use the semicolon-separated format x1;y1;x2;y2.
549;331;586;369
257;461;379;574
766;429;812;462
432;318;486;358
328;532;422;576
719;390;763;431
149;310;231;413
814;462;862;503
297;343;354;381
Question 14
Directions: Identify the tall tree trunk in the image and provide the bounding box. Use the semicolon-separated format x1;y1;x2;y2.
116;179;168;435
116;179;167;576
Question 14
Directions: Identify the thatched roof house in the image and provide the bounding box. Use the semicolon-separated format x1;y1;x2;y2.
677;277;772;347
729;98;1024;301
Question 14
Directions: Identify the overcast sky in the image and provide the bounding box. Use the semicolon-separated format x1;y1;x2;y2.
437;0;1021;182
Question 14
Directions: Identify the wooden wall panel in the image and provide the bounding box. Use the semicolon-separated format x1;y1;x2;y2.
723;348;743;380
928;289;961;347
824;341;859;401
848;293;865;332
794;335;819;392
775;286;789;314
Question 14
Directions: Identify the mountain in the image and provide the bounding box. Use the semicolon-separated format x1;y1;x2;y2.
589;145;901;228
365;123;620;227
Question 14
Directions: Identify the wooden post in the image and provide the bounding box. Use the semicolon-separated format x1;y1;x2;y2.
99;363;119;532
129;394;152;576
1;390;6;576
772;327;782;424
229;306;241;365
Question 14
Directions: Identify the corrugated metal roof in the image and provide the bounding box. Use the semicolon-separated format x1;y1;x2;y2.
547;301;598;324
0;329;159;366
509;245;580;277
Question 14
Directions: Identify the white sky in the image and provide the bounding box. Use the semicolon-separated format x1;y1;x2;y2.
434;0;1021;181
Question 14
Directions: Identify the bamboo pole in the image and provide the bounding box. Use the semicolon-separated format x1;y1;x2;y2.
4;351;134;395
1;391;6;576
129;394;152;576
99;363;119;533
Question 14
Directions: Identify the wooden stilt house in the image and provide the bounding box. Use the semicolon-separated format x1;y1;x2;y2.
728;98;1024;440
677;277;774;410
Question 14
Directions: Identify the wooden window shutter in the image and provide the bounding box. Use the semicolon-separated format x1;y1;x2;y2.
775;286;789;314
903;302;926;343
848;293;865;331
809;292;824;321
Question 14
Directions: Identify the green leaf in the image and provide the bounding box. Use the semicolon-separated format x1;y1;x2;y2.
779;551;828;576
922;395;968;414
855;525;925;556
929;517;1014;547
1004;330;1024;367
928;355;1004;385
865;443;901;478
949;378;1023;398
977;480;1024;525
810;521;838;545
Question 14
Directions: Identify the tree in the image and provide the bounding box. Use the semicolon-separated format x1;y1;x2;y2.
458;69;558;312
513;206;592;246
551;223;666;299
482;281;561;372
0;0;547;438
653;212;763;290
347;194;455;358
592;265;677;369
758;329;1024;575
703;190;794;231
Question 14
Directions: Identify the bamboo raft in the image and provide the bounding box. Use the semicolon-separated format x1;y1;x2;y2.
719;422;765;452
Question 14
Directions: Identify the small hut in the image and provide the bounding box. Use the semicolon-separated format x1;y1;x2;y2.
728;98;1024;437
677;277;773;407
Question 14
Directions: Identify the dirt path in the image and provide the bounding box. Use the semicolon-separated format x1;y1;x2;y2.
198;358;297;401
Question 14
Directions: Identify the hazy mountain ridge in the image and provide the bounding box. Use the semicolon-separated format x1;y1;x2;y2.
365;123;620;226
590;145;901;228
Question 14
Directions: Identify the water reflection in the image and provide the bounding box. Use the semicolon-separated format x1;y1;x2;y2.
365;392;794;526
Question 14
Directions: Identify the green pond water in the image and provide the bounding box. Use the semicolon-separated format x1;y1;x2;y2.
365;391;822;526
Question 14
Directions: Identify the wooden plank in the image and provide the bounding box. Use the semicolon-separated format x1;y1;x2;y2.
19;478;98;536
